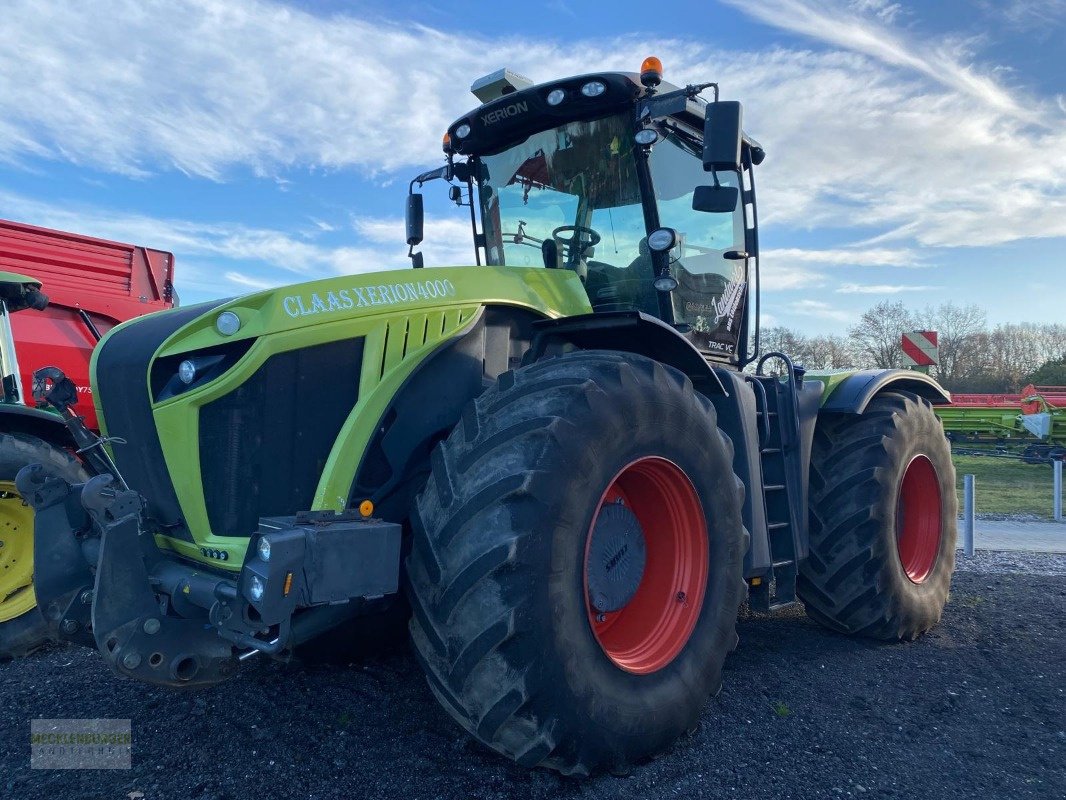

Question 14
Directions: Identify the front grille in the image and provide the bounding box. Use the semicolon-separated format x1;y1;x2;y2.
199;338;364;538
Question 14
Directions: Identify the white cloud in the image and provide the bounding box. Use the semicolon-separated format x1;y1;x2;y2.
0;0;1063;297
720;0;1038;122
836;282;937;294
760;263;826;291
763;247;923;267
790;299;853;322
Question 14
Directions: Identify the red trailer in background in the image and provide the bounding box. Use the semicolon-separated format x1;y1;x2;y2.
0;218;176;658
0;219;176;429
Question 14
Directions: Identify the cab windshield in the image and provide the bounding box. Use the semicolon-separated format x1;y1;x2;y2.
474;111;747;357
477;114;659;315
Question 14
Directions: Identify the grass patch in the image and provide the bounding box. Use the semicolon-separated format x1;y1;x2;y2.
952;455;1059;519
772;700;791;718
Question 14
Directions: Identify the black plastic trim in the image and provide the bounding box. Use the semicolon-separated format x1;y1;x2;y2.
528;311;728;395
819;369;952;414
94;301;229;541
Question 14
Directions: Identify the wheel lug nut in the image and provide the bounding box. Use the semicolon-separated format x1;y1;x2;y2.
61;619;79;634
122;651;141;670
143;618;161;635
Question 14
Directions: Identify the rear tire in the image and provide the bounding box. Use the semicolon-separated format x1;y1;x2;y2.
406;351;747;775
798;392;957;641
0;432;87;659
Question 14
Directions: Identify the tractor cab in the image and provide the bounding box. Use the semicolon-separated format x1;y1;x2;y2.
406;59;765;363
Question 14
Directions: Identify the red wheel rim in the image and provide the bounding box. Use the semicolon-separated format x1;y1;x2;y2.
583;457;708;674
896;455;942;583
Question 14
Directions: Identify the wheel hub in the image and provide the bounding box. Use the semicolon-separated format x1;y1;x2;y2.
582;457;709;675
0;481;37;623
895;454;942;584
586;502;646;613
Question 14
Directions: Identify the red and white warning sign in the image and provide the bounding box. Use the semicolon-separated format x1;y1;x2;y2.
901;330;939;367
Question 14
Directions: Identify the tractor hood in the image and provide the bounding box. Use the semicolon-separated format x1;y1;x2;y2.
88;266;590;565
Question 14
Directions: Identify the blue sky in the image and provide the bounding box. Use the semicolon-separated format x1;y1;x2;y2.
1;0;1063;332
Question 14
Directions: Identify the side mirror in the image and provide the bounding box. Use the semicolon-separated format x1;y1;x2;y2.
692;185;739;214
405;193;424;246
703;100;743;172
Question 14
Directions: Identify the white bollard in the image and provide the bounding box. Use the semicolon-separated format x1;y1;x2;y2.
1055;459;1063;523
963;474;975;556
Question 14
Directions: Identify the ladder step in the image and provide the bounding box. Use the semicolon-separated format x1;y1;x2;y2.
763;484;785;492
772;559;796;568
768;522;790;530
756;411;778;417
761;447;782;455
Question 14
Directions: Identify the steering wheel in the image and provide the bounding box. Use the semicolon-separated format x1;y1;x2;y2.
551;225;601;266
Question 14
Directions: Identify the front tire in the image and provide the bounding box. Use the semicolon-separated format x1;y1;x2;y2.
798;392;957;641
0;432;88;659
406;351;746;775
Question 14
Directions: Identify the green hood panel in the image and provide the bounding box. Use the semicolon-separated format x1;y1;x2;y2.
96;266;590;566
153;266;591;359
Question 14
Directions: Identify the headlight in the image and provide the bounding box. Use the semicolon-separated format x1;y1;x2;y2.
546;88;566;106
654;275;679;292
249;575;265;602
257;538;271;562
581;80;606;97
455;123;471;138
634;128;658;145
216;311;241;336
647;227;677;251
178;359;197;385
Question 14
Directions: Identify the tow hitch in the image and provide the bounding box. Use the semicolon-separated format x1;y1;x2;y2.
18;466;402;686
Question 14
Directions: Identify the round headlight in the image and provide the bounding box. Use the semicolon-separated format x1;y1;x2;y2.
248;575;265;602
257;538;271;562
654;275;679;292
455;123;471;139
647;227;677;252
546;88;566;106
634;128;658;146
581;80;606;97
178;360;197;385
216;311;241;336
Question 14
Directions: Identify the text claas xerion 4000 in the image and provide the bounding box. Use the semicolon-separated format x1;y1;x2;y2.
20;58;957;776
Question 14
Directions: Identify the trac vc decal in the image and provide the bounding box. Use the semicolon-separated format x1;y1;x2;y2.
282;279;457;318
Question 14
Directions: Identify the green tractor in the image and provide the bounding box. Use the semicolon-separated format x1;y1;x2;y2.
20;59;956;775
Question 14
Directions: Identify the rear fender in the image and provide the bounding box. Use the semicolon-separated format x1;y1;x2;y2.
816;369;951;414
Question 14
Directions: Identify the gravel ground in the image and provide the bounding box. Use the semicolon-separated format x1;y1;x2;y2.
955;548;1066;576
3;560;1063;800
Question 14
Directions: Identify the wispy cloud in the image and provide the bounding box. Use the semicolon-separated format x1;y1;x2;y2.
790;299;853;322
720;0;1039;122
0;189;472;300
763;247;923;267
836;282;938;294
0;0;1064;306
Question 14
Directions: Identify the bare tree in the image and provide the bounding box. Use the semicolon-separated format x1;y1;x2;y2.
848;300;914;369
914;303;986;385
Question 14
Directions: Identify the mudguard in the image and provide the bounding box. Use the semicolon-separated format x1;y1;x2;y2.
817;369;951;414
528;311;727;396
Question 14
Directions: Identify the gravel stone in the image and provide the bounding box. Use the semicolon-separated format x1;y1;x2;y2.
2;570;1062;798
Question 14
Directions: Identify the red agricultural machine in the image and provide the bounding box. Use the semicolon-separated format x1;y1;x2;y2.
0;219;176;655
